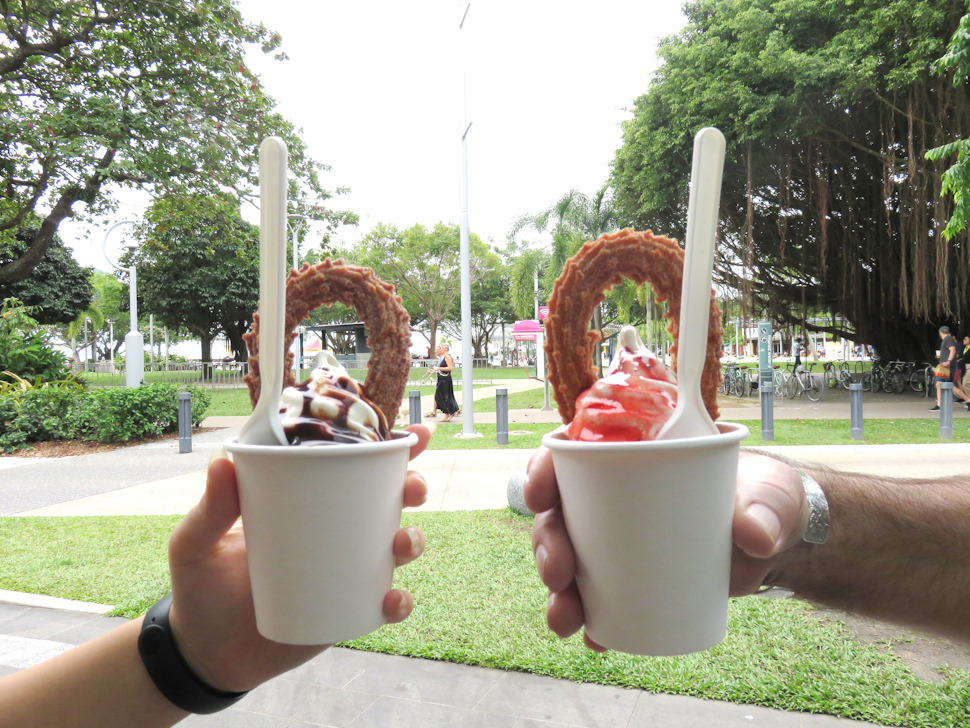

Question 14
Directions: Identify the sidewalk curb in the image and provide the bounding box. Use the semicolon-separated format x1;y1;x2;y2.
0;589;113;614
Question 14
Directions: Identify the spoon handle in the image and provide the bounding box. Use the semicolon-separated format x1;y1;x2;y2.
677;128;725;387
258;137;288;404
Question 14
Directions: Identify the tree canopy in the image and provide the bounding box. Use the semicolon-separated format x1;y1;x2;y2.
341;222;491;353
0;227;92;323
128;193;259;362
0;0;354;286
611;0;970;361
927;2;970;240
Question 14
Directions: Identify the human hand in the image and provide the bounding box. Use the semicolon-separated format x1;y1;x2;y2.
166;424;431;692
524;447;808;651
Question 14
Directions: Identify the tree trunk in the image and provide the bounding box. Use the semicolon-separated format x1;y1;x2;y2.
201;334;213;381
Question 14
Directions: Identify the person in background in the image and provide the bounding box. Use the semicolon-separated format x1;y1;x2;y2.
0;428;432;727
931;325;961;412
953;334;970;412
430;343;460;423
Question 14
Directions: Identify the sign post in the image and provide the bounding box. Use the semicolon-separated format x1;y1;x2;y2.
758;321;774;441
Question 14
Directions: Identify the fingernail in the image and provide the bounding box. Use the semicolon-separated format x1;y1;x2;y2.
406;526;420;551
535;544;548;579
425;422;438;437
745;503;782;547
208;446;227;466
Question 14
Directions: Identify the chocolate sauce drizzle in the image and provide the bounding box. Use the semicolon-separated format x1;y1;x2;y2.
280;374;390;446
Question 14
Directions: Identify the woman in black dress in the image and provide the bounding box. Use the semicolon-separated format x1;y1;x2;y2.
432;343;460;422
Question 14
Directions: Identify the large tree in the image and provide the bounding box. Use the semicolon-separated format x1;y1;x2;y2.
128;193;259;362
442;252;514;359
927;2;970;240
0;228;92;323
611;0;970;361
0;0;354;286
343;222;490;353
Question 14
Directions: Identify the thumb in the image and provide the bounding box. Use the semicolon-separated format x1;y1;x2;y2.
170;448;241;563
733;453;808;559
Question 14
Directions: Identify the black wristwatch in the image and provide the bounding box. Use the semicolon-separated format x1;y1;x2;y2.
138;593;249;714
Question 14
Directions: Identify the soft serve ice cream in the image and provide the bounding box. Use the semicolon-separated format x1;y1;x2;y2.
567;326;677;442
280;350;390;445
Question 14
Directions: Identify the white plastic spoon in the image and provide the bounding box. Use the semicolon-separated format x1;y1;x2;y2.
237;137;288;446
656;127;726;441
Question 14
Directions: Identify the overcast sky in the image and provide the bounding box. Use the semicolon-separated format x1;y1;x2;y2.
66;1;688;269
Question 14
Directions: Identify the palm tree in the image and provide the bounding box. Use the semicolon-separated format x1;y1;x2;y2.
508;189;586;294
508;187;622;374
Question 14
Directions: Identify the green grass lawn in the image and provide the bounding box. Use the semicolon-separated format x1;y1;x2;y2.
174;380;970;448
426;418;970;450
0;511;965;727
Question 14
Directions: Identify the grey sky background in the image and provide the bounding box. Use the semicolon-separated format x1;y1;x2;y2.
65;1;688;270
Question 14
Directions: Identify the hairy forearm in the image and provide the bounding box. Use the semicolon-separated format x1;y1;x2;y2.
768;467;970;642
0;619;187;728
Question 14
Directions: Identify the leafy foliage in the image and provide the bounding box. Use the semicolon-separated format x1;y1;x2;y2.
342;222;492;351
128;193;259;362
0;228;93;323
927;2;970;240
611;0;970;362
0;0;354;286
0;298;71;384
0;381;210;452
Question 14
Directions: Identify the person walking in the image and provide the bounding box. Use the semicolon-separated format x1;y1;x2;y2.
431;343;460;422
931;325;960;411
953;334;970;411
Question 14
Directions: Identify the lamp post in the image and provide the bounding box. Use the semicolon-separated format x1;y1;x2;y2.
288;214;309;376
458;2;476;436
107;320;114;370
82;318;90;372
103;220;143;387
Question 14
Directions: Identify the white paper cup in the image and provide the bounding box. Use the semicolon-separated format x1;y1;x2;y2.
542;421;748;656
224;431;417;645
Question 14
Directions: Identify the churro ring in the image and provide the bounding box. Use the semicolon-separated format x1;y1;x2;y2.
243;259;412;424
545;228;723;424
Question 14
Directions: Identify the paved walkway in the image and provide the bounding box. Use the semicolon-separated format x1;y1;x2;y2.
1;380;967;726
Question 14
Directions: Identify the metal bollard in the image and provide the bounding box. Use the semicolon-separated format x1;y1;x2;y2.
759;382;774;441
940;381;954;439
177;392;192;453
408;390;421;426
849;382;863;440
496;388;509;444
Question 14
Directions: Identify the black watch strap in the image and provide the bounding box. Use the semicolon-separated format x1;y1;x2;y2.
138;593;249;714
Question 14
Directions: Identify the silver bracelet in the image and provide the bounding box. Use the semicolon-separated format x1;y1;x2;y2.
797;469;830;544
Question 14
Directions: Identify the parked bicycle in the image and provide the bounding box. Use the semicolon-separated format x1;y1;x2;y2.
785;363;822;401
720;363;747;398
871;360;908;394
912;362;935;395
822;360;852;390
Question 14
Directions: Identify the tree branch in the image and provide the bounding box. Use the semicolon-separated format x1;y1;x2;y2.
0;148;116;285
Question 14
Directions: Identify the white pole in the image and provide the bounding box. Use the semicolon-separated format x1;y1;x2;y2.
125;260;144;387
458;3;476;436
533;266;539;321
149;313;155;365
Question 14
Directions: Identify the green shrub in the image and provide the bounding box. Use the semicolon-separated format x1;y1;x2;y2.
17;387;83;441
0;298;71;384
0;382;211;452
0;396;26;452
185;385;211;426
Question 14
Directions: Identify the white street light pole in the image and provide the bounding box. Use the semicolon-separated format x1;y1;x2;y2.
458;3;476;437
287;214;309;376
107;320;115;370
103;220;143;387
288;214;308;272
